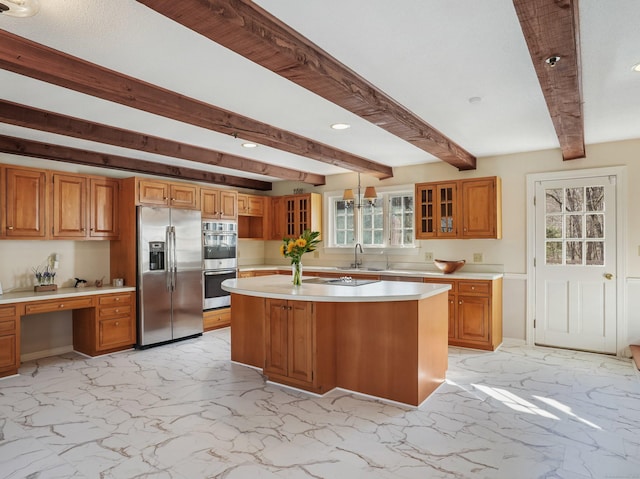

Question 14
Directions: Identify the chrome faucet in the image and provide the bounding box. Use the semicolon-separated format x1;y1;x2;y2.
353;243;363;268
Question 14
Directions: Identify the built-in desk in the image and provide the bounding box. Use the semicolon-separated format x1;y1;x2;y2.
0;286;136;378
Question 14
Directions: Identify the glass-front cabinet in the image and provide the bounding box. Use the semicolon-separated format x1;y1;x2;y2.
415;182;458;239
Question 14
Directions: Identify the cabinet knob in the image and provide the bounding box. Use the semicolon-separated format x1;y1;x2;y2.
459;300;462;305
59;304;64;308
115;309;119;313
115;298;120;301
115;321;119;326
471;286;475;290
7;226;13;230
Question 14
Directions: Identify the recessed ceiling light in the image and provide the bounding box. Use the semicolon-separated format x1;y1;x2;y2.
331;123;351;130
632;63;640;72
241;142;257;148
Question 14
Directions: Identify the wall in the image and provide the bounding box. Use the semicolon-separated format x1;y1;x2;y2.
258;139;640;350
4;140;640;354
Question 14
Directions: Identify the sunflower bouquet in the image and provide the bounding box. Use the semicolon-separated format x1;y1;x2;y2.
279;229;321;285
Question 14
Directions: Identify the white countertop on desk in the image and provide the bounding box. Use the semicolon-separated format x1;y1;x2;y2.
222;275;451;302
239;264;503;281
0;286;136;305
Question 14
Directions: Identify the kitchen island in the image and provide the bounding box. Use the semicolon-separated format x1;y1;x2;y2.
222;275;451;406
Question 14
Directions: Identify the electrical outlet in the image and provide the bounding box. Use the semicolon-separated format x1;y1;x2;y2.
424;252;434;262
473;253;483;263
313;250;320;259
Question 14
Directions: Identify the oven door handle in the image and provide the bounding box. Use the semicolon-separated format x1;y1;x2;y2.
204;270;236;276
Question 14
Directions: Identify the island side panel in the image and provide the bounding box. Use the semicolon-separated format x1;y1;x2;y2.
336;301;420;405
230;293;264;368
417;293;449;403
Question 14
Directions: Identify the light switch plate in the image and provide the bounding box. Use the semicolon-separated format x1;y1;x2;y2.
424;252;434;261
473;253;483;263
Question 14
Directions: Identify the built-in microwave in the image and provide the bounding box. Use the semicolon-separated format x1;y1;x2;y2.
202;221;237;270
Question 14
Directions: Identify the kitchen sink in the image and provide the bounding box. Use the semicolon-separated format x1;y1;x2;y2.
302;277;380;287
335;266;384;272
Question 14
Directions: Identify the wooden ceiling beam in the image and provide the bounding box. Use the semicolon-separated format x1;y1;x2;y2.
0;30;392;179
0;100;326;186
513;0;585;160
0;135;272;190
137;0;477;170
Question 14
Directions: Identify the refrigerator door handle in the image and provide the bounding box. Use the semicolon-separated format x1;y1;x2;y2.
171;225;177;290
166;225;173;292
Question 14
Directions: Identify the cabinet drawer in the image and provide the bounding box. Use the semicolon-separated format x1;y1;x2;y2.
0;319;16;334
99;294;132;306
203;308;231;330
458;281;490;295
0;306;17;318
99;304;132;319
99;318;133;350
25;297;94;315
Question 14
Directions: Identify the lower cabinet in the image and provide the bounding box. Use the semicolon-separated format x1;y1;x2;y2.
423;277;502;351
0;304;22;376
73;292;136;355
263;298;335;394
203;307;231;331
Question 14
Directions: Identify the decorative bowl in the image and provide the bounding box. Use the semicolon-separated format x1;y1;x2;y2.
433;259;466;274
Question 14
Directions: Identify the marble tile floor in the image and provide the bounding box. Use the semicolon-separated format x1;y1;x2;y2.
1;329;639;479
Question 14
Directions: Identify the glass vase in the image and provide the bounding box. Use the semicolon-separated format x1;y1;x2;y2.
292;261;302;286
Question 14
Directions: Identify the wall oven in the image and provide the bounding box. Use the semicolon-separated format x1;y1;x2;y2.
202;221;237;310
203;269;236;310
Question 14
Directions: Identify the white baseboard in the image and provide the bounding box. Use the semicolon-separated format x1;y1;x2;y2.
502;337;527;347
21;345;74;362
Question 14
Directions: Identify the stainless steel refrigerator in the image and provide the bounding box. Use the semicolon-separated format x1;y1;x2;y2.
137;206;203;348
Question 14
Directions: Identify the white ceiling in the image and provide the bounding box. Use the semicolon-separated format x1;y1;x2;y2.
1;0;639;185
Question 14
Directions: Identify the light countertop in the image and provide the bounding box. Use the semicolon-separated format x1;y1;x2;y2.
222;275;451;302
239;264;503;281
0;286;136;305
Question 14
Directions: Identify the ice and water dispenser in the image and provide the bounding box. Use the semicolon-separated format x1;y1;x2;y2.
149;242;165;271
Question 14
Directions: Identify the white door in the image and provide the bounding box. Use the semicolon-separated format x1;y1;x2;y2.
534;176;617;353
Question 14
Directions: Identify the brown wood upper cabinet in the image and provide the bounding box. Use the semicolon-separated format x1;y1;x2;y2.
4;166;47;238
137;178;199;210
201;187;237;219
237;193;264;216
269;193;322;240
415;176;501;239
52;174;120;239
238;194;266;239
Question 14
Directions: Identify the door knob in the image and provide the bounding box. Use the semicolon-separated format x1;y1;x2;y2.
604;273;614;280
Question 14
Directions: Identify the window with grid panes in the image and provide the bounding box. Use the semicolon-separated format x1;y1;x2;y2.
389;193;414;246
328;189;414;248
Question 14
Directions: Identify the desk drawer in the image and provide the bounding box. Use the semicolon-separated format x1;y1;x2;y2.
25;297;95;315
99;305;132;319
99;318;133;350
0;306;17;318
0;319;17;334
0;334;17;370
99;293;132;306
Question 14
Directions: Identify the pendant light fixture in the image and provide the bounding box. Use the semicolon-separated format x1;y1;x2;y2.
0;0;40;17
342;173;378;208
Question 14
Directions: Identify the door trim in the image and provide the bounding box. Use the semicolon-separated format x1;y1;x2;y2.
526;166;627;356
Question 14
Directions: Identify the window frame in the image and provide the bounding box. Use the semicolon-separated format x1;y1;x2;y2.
324;185;416;250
